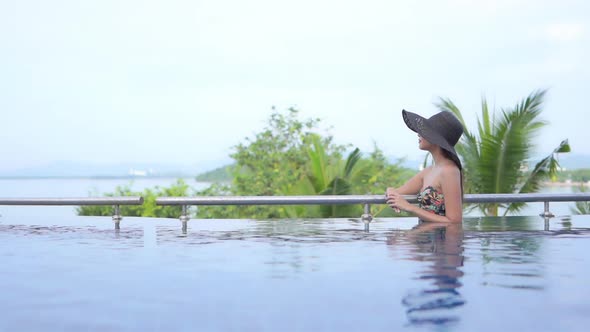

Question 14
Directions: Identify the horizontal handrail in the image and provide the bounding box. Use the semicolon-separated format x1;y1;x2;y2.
1;194;587;230
155;193;590;206
156;195;390;206
2;193;586;207
156;193;590;227
464;193;590;203
0;197;144;206
0;196;144;229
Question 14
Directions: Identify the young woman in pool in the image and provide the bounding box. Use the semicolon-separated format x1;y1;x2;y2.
386;109;464;223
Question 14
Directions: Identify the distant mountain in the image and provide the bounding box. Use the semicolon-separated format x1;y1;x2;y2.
0;159;231;178
9;152;583;179
399;158;424;170
386;155;425;170
196;165;233;182
554;153;590;170
389;153;590;171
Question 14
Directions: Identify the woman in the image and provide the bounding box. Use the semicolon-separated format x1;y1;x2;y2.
386;109;464;223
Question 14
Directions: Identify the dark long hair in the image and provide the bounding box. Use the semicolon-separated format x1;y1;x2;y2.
441;149;464;200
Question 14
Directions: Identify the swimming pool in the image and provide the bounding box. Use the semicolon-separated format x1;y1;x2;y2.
1;214;589;331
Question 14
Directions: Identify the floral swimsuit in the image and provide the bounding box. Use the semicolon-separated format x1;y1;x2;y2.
418;186;446;216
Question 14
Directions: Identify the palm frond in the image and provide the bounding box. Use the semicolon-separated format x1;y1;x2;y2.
321;177;352;195
571;184;590;215
319;177;355;217
280;178;320;217
483;91;547;194
481;97;491;136
436;97;466;126
517;139;570;193
344;148;361;178
307;134;329;192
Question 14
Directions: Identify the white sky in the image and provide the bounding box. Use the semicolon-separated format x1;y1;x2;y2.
1;0;588;172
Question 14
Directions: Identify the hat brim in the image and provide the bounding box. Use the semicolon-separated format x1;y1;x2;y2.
402;109;462;170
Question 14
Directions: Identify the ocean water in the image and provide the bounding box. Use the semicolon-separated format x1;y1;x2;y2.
0;214;589;331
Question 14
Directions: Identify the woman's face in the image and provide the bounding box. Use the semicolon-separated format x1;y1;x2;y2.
418;134;432;151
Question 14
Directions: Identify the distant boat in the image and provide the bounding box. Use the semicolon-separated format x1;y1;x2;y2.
128;168;148;176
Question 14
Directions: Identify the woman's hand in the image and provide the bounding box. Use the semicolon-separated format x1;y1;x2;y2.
386;188;402;213
386;189;412;213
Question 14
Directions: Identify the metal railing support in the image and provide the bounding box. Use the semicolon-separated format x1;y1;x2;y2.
112;205;122;229
361;203;372;232
180;205;190;232
540;201;555;218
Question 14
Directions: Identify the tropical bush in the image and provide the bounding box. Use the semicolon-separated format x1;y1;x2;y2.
78;108;413;219
77;179;191;218
194;108;415;219
555;169;590;183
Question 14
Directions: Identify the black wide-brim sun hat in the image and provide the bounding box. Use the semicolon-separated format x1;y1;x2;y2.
402;109;464;170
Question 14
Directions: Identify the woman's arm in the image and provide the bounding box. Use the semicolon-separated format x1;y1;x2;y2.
387;166;462;223
387;167;428;195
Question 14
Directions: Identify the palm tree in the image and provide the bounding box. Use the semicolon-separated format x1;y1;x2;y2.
436;90;570;216
282;134;362;218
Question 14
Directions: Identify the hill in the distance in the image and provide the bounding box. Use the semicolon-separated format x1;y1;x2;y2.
2;153;586;179
397;153;589;171
554;153;590;170
195;153;590;182
0;159;230;178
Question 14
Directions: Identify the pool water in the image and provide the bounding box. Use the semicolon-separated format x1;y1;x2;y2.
1;214;589;331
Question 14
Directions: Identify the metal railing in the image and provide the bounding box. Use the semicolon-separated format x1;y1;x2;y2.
0;197;144;229
156;193;590;230
2;193;589;230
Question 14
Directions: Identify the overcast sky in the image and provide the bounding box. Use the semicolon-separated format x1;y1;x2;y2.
1;0;588;172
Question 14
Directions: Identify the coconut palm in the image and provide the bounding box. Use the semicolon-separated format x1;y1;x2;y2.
282;134;362;218
436;89;570;216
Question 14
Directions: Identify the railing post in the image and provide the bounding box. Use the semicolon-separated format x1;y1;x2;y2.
361;203;372;232
180;205;190;232
112;205;122;229
540;201;555;218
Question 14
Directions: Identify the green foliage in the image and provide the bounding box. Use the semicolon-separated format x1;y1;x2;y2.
571;184;590;215
349;144;417;218
195;108;415;219
195;165;233;182
436;90;570;216
195;108;322;219
79;108;415;220
279;133;359;218
555;168;590;183
77;179;191;218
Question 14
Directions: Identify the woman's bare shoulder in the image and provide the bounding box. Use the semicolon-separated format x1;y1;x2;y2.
441;163;461;177
420;165;434;174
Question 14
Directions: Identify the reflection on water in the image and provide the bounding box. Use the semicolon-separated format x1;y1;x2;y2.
387;222;465;326
156;219;385;279
1;215;590;331
0;224;144;244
